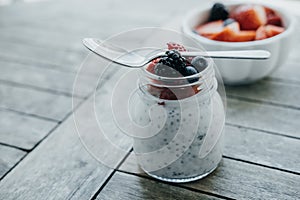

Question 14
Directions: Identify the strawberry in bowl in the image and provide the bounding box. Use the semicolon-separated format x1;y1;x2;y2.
182;2;296;85
195;3;285;42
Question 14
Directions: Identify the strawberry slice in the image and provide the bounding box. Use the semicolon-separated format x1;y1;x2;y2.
267;15;282;26
195;20;224;39
167;42;187;52
231;4;267;30
255;25;268;40
264;6;282;26
146;58;160;73
264;6;275;17
265;25;285;37
236;31;256;42
211;27;255;42
225;21;240;32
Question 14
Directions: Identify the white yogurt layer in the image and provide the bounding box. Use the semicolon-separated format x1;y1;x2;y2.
131;82;225;182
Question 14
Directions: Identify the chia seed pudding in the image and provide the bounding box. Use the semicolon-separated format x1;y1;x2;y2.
131;43;225;183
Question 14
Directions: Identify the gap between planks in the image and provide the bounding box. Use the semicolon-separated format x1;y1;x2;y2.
90;148;134;200
114;169;235;200
0;79;84;99
0;94;86;181
226;122;300;140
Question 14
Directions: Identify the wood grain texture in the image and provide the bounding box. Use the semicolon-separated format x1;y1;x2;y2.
224;125;300;174
0;110;56;150
0;97;132;200
0;61;132;199
119;155;300;200
0;145;25;179
119;124;300;175
0;60;95;97
227;98;300;138
226;79;300;109
0;84;80;121
97;172;221;200
270;61;300;83
0;41;85;70
0;0;191;34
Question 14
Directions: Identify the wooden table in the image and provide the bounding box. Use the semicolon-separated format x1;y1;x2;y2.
0;0;299;199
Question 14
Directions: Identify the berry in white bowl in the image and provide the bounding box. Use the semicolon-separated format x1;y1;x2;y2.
182;2;296;85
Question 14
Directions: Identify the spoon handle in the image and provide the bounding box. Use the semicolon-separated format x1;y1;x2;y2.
181;50;271;60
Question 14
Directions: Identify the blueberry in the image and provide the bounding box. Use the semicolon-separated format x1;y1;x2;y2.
191;56;208;72
223;18;236;26
209;3;229;21
182;66;198;76
181;66;199;83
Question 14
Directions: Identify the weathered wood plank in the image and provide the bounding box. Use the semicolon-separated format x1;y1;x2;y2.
0;54;79;74
0;84;79;121
0;98;132;199
0;145;25;179
0;41;85;70
0;26;84;51
0;60;95;97
270;61;300;83
0;110;56;150
224;125;300;173
0;60;132;199
97;172;221;200
118;125;300;176
226;79;300;109
120;155;300;200
227;98;300;138
0;0;189;34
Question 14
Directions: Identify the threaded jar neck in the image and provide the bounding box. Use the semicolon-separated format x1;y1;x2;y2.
138;58;216;101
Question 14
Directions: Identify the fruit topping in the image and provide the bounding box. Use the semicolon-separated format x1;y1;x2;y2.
225;21;240;32
146;43;207;100
223;18;236;26
191;56;208;72
160;50;187;71
196;20;224;39
154;62;181;77
267;15;282;27
182;66;198;76
265;6;282;26
182;66;199;83
230;4;267;30
147;44;208;79
255;25;268;40
152;48;201;83
210;25;255;42
265;24;284;37
167;42;187;52
194;3;285;42
209;3;229;21
146;58;159;73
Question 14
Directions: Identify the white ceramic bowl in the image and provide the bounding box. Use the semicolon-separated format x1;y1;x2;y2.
182;2;296;85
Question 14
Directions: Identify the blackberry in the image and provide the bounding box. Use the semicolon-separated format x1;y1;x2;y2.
154;50;201;83
155;50;187;77
209;3;229;21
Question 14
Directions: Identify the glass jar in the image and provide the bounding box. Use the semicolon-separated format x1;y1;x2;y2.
130;58;225;183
